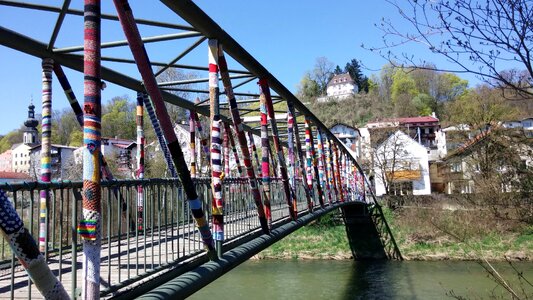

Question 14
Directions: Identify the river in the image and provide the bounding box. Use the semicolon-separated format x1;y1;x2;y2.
190;260;533;299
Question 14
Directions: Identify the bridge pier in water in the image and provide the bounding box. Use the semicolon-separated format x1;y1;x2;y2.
341;202;388;260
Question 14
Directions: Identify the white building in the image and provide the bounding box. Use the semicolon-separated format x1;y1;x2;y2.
502;117;533;138
29;144;77;180
330;123;361;160
317;73;358;102
11;143;33;173
373;130;431;196
74;137;137;175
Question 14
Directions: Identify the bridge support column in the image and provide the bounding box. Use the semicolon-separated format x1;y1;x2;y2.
341;202;388;260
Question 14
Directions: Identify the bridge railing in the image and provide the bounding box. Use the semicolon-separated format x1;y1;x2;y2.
0;177;319;298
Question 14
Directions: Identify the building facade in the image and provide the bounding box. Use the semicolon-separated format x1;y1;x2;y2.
373;130;431;196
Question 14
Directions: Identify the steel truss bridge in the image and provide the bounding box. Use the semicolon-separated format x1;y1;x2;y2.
0;1;401;299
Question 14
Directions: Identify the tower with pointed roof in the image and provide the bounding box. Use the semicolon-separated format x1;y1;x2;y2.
23;101;39;146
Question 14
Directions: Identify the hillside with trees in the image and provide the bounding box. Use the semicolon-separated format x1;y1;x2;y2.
297;57;529;130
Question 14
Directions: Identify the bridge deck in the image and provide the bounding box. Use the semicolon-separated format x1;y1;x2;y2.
0;206;288;299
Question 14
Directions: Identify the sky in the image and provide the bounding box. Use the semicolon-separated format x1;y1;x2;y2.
0;1;482;136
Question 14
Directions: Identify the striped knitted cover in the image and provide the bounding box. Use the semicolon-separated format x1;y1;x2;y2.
223;122;230;175
328;139;339;201
316;129;332;204
142;93;178;178
217;44;269;234
225;123;243;177
259;87;272;228
208;39;224;243
306;121;325;207
54;63;134;232
324;137;335;202
189;111;197;178
39;58;53;253
304;118;316;208
286;110;298;215
332;143;345;202
0;190;69;299
287;102;313;210
136;92;145;232
112;0;215;254
80;1;103;298
247;131;261;178
259;78;296;220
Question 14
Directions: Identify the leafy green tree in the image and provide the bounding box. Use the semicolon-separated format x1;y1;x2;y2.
0;128;24;153
390;68;418;104
51;108;80;145
411;93;434;116
447;85;519;130
101;96;136;140
297;72;321;102
68;130;83;147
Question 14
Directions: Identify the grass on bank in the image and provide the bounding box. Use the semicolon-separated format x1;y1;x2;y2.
382;204;533;261
258;202;533;261
257;211;352;259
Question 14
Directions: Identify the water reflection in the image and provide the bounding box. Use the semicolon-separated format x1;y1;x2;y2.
190;260;533;300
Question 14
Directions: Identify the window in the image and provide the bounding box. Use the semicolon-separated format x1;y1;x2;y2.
450;162;462;173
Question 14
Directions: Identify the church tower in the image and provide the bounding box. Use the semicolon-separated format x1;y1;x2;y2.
23;102;39;146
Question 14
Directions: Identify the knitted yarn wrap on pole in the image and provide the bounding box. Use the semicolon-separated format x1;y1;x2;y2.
0;190;69;299
136;92;145;232
79;1;103;298
208;39;224;243
39;58;53;254
259;84;272;228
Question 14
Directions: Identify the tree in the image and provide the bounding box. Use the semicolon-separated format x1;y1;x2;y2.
101;96;136;140
447;85;519;130
344;59;369;92
370;0;533;96
333;65;343;75
296;72;321;102
155;67;197;124
311;57;335;96
0;128;24;153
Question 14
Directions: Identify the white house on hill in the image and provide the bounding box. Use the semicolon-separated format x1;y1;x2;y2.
373;130;430;196
317;73;358;102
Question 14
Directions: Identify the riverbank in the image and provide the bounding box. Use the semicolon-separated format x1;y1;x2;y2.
256;204;533;261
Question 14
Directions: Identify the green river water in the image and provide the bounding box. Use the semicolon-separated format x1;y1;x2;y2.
189;260;533;299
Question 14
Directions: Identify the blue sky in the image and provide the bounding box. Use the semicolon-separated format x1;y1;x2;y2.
0;1;480;136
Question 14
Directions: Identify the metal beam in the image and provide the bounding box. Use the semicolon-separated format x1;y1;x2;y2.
99;56;251;74
0;26;263;136
158;74;254;86
154;36;207;77
0;0;195;31
54;31;202;53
